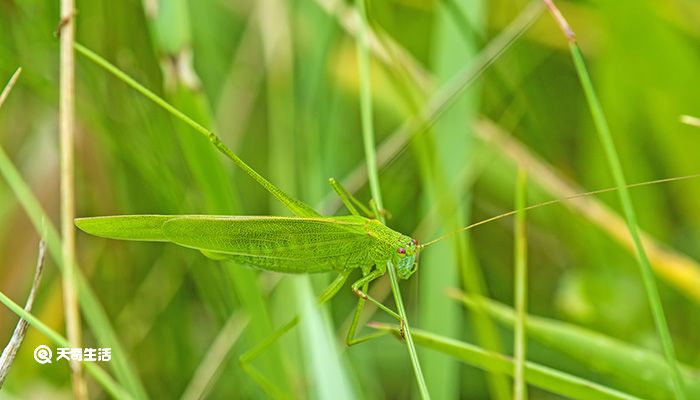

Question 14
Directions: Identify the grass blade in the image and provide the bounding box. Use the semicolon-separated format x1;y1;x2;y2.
451;293;700;399
330;1;543;202
371;322;641;400
543;2;686;398
354;0;428;397
180;313;249;400
513;169;528;399
0;241;45;387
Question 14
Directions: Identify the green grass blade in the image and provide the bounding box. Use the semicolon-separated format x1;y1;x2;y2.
452;293;700;399
371;323;640;400
180;313;249;400
259;1;353;395
423;1;511;398
355;0;383;215
327;0;542;209
354;0;428;397
543;2;686;398
514;169;528;400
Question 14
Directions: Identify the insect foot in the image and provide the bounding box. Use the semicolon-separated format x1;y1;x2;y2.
399;319;406;340
352;287;369;300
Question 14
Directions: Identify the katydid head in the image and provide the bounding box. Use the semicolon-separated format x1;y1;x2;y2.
395;237;419;279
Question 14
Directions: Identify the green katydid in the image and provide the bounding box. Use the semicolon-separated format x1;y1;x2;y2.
74;170;700;342
76;157;431;347
74;177;421;338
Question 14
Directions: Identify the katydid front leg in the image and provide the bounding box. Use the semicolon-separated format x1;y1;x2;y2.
346;265;405;346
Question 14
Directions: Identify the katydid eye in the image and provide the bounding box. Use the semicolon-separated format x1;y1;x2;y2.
397;247;406;255
412;239;418;245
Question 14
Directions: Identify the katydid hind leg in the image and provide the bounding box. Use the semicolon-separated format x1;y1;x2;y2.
239;317;299;400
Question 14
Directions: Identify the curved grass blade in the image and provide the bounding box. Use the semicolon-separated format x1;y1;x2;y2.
0;145;149;399
371;322;640;400
450;292;700;399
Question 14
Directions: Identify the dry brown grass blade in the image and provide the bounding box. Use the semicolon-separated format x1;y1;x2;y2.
59;2;86;396
0;241;46;387
475;118;700;305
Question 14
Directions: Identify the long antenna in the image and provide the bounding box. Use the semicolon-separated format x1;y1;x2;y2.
420;173;700;248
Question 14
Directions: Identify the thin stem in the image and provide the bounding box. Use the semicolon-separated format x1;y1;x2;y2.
59;2;85;397
513;169;528;400
544;1;686;398
0;68;22;108
386;262;430;399
354;0;429;398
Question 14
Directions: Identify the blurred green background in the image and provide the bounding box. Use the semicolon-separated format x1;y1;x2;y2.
1;0;700;398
